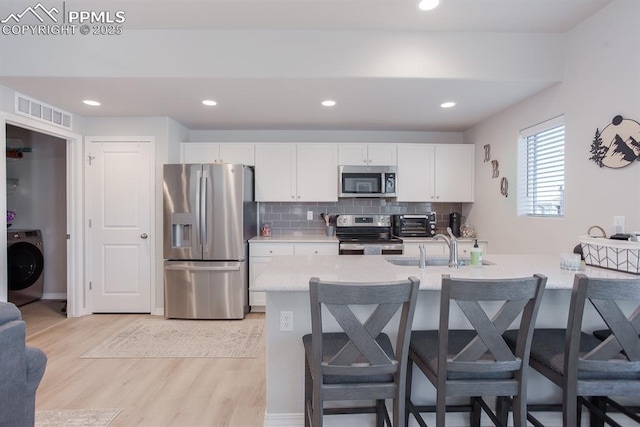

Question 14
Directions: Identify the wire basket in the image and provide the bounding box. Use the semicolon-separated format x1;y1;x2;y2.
579;236;640;275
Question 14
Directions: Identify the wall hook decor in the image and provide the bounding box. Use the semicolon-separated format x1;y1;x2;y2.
500;177;508;197
483;144;491;162
491;160;499;178
590;115;640;168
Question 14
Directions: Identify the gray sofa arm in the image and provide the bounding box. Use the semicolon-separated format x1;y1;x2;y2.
0;302;48;427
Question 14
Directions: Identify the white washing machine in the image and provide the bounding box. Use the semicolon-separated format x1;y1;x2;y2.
7;229;44;306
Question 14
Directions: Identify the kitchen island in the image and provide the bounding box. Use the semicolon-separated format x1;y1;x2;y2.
253;254;638;427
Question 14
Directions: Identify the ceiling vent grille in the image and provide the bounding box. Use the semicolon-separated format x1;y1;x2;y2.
14;92;72;130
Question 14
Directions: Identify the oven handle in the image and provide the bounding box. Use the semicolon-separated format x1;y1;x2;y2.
378;244;404;251
339;243;404;251
339;243;364;250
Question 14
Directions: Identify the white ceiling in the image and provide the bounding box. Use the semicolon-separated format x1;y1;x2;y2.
0;0;614;132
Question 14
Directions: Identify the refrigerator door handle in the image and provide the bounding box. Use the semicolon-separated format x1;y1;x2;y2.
195;168;203;254
201;170;209;254
165;265;241;272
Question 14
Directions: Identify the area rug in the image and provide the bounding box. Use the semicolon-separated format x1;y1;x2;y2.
35;409;121;426
81;318;264;359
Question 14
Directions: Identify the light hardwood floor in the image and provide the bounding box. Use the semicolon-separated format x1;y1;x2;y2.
20;301;266;427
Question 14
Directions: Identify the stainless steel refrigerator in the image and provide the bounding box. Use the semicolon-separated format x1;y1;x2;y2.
163;163;256;319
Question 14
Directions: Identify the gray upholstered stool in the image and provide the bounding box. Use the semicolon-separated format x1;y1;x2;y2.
303;276;420;427
504;273;640;427
406;274;547;427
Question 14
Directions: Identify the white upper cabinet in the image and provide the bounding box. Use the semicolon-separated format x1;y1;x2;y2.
396;144;434;202
396;144;474;203
255;144;297;202
180;143;255;165
296;144;338;202
219;143;255;165
180;143;219;163
434;144;474;203
255;143;338;202
338;143;396;166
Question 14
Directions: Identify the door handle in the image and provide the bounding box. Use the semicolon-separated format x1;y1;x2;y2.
141;233;148;239
165;265;241;272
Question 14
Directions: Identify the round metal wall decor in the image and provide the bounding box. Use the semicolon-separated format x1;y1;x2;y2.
590;115;640;168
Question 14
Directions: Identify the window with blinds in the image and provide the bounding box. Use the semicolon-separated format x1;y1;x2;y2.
517;116;565;217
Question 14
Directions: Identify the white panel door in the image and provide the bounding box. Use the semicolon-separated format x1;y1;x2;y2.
87;139;152;313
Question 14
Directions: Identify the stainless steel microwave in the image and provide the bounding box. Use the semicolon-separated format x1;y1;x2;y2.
339;165;397;198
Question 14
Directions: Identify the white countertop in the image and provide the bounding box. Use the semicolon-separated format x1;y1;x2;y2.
250;235;338;243
252;254;637;291
250;235;484;244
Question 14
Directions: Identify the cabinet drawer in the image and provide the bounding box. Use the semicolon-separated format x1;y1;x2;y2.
250;243;294;257
294;243;338;256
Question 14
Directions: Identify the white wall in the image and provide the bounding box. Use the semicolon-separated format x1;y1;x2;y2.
465;0;640;255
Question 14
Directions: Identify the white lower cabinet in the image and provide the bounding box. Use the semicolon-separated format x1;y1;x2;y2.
249;241;338;310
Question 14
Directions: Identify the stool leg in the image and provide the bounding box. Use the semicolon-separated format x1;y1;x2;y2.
470;397;481;427
496;396;510;425
375;399;386;427
304;355;311;427
589;396;606;427
405;358;414;424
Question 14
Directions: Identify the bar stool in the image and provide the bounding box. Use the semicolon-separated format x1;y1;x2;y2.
406;274;547;427
503;273;640;426
303;276;420;427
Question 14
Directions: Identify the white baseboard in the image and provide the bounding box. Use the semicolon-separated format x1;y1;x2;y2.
263;410;638;427
264;412;303;427
42;293;67;300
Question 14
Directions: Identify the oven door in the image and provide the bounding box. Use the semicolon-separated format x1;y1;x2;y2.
339;243;403;255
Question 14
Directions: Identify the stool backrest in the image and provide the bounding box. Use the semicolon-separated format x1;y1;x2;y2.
309;276;420;379
439;274;547;378
568;274;640;373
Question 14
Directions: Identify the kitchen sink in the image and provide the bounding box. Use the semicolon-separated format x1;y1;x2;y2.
384;256;494;267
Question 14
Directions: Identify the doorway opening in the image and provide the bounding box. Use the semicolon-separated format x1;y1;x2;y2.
6;123;68;321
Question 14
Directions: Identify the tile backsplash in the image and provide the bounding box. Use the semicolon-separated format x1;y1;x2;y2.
259;200;463;236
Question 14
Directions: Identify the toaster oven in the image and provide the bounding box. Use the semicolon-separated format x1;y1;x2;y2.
392;213;436;237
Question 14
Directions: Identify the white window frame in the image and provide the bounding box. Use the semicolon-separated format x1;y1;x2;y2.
517;116;565;218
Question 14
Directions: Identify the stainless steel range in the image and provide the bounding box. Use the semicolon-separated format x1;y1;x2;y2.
336;214;403;255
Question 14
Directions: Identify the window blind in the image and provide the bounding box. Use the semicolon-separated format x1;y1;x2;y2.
518;117;565;217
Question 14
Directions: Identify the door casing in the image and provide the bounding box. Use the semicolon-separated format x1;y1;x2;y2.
0;112;84;316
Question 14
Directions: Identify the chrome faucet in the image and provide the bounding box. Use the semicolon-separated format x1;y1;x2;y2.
418;244;427;269
434;227;459;268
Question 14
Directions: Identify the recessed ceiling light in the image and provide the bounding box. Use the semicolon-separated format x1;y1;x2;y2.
321;100;336;107
418;0;440;11
202;100;217;106
83;100;100;106
440;101;456;108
